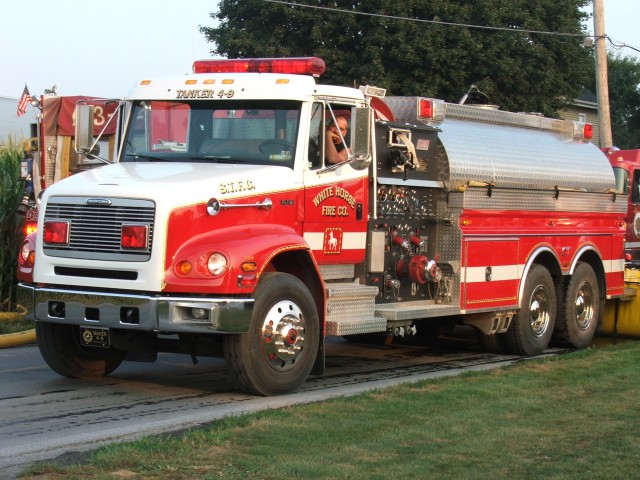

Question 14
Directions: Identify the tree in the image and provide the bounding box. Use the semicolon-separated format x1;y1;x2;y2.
589;53;640;149
201;0;593;116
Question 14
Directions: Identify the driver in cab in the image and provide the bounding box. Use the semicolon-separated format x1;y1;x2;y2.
325;116;349;164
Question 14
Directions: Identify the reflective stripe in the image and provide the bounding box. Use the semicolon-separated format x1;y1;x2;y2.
303;231;366;250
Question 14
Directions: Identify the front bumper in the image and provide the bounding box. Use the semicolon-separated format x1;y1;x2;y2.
17;283;253;334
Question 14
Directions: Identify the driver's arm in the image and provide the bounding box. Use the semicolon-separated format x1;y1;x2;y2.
325;129;348;164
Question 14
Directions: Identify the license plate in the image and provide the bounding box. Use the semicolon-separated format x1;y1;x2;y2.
80;326;110;348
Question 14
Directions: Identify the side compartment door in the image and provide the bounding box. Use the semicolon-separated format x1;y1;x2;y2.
462;238;520;311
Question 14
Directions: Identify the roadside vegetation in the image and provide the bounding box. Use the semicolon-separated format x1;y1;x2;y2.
21;341;640;479
0;143;25;313
0;313;31;334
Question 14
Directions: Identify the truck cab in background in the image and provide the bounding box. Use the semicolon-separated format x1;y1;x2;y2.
604;148;640;266
18;95;119;235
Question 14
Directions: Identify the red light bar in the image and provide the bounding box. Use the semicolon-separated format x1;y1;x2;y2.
121;224;149;249
43;221;69;245
193;57;326;77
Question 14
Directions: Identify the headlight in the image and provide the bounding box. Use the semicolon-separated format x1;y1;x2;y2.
19;239;35;267
207;252;228;276
21;241;31;261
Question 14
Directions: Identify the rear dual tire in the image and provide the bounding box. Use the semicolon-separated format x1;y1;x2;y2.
504;265;556;356
553;262;600;348
503;262;600;355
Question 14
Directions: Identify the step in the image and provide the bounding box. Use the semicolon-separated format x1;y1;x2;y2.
325;282;386;336
374;300;460;321
324;285;462;336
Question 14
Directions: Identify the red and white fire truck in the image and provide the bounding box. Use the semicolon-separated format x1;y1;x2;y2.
17;57;626;395
20;95;118;235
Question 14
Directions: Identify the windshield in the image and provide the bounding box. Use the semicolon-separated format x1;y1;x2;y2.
122;100;301;168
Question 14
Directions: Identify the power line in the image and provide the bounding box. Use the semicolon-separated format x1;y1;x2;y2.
263;0;591;39
606;37;640;55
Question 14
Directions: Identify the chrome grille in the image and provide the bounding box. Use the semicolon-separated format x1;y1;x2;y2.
43;197;155;262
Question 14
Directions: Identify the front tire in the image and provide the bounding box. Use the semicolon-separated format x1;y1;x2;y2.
504;265;556;356
553;262;600;348
224;273;319;396
36;322;125;378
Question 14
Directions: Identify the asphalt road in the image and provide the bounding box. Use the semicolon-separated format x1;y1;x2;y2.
0;333;527;478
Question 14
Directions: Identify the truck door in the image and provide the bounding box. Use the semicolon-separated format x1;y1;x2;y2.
627;168;640;260
302;102;369;265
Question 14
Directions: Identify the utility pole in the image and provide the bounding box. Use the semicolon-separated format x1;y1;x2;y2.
593;0;613;148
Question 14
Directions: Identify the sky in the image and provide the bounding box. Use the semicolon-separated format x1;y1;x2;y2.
0;0;638;100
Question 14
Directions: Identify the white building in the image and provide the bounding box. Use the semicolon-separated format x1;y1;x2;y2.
0;96;36;148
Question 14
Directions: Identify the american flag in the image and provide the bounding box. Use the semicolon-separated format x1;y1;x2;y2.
16;85;30;117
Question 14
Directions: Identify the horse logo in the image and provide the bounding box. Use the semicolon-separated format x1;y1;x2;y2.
323;228;342;254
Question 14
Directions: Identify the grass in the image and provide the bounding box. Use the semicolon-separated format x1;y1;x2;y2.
19;341;640;479
0;312;31;334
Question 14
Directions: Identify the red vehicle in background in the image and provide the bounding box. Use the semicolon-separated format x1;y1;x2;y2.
604;148;640;266
19;95;119;235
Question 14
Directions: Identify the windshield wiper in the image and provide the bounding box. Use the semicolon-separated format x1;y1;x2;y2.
199;155;247;164
127;153;172;162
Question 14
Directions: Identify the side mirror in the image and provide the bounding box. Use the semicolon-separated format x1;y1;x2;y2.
74;104;94;155
349;107;372;170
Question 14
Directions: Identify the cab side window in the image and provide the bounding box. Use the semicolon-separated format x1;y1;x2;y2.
633;170;640;203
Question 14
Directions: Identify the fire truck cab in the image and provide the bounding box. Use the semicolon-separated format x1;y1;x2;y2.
17;57;626;395
604;148;640;266
18;95;119;236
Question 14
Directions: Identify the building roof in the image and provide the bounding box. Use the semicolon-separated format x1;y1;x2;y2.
573;90;598;110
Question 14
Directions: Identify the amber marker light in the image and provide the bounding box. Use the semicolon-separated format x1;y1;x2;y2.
238;262;257;287
24;222;37;236
241;262;257;272
175;261;193;276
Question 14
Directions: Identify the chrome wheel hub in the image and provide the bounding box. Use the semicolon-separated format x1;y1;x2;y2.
261;300;306;371
575;282;595;331
529;285;550;337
